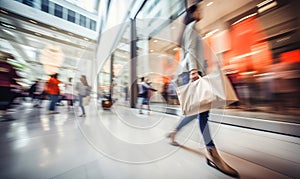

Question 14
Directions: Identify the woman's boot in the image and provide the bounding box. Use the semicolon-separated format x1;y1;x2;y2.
167;131;179;146
206;147;239;178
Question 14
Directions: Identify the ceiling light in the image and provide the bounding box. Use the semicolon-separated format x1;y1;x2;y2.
51;27;57;30
84;38;89;41
153;40;158;43
34;32;41;36
203;29;219;39
26;37;41;42
276;36;290;43
150;49;154;52
232;13;257;25
68;32;74;36
257;0;273;8
81;46;86;49
230;51;261;61
63;38;71;42
258;1;277;13
29;20;37;24
240;71;257;76
1;23;16;29
206;2;214;7
2;29;15;36
0;10;8;14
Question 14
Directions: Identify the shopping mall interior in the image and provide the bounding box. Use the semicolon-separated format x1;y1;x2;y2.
0;0;299;178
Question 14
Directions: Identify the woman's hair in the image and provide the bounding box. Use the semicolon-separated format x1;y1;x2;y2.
188;4;198;14
51;73;58;79
184;4;199;25
81;75;88;86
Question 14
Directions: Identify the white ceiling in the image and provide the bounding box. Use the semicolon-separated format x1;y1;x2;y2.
200;0;257;28
0;8;97;77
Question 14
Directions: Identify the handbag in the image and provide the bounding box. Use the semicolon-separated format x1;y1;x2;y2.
83;96;91;106
176;67;238;116
102;99;113;109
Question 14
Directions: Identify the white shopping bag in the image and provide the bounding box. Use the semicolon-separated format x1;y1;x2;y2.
83;96;91;106
176;68;238;116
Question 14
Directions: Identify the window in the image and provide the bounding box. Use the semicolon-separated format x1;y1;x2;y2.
22;0;34;7
54;4;63;18
67;9;75;23
41;0;49;13
79;15;86;27
90;19;96;31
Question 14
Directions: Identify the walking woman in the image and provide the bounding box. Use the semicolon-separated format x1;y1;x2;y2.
76;75;90;117
168;1;239;177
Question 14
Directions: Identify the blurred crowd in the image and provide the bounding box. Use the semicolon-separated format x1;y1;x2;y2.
1;50;300;118
225;60;300;114
0;51;91;118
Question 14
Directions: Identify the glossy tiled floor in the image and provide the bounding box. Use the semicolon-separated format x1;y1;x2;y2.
0;100;299;178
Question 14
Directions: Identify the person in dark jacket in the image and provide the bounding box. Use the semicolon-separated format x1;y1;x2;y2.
0;52;21;117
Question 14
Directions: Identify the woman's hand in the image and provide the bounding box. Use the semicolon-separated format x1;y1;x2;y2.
190;69;200;82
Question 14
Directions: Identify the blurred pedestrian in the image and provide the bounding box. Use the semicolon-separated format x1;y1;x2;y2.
161;82;169;104
64;77;75;111
124;82;129;101
29;80;38;102
167;2;239;177
137;77;154;114
145;79;157;115
30;79;44;107
35;79;45;107
76;75;91;117
47;73;60;114
0;52;21;117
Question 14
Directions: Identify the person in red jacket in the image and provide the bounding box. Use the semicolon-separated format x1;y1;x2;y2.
47;73;60;114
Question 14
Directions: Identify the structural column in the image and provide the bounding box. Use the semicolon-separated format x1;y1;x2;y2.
130;18;137;108
110;53;114;97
